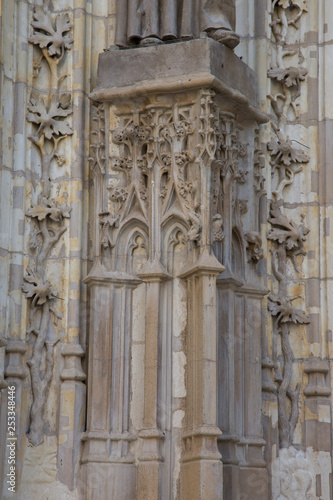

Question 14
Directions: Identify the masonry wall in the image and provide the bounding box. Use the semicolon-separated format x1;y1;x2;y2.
0;1;332;499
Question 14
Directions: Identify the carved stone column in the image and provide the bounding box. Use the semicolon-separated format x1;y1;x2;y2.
88;37;266;500
58;343;86;490
179;259;224;500
82;272;140;500
136;268;170;500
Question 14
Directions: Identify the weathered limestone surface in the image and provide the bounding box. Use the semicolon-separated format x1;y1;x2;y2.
1;1;333;499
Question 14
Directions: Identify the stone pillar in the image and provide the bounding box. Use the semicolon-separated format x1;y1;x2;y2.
88;37;266;500
136;268;170;500
58;343;86;490
82;272;140;500
179;259;224;500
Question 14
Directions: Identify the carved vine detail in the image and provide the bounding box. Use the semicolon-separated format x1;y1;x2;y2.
23;1;73;447
268;0;309;200
267;0;310;449
267;202;309;449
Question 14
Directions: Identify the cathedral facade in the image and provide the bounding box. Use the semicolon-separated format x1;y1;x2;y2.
0;1;332;498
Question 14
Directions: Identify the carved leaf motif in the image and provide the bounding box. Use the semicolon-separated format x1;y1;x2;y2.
268;204;308;251
26;198;71;221
27;94;73;140
277;0;308;11
268;137;309;167
29;7;73;56
268;66;307;87
22;270;56;308
268;294;310;324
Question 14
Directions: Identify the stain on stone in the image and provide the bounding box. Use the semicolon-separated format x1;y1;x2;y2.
9;263;23;292
14;82;25;135
13;185;24;209
316;474;322;497
0;247;8;257
15;303;21;324
68;298;80;328
307;250;316;260
303;420;331;452
324;217;330;237
311;171;319;193
307;313;320;343
74;68;83;84
305;31;318;44
69;202;80;238
306;77;319;122
18;219;24;235
306;279;320;308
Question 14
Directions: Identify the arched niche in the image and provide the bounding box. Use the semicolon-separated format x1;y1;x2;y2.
162;218;189;276
231;226;245;281
115;220;149;275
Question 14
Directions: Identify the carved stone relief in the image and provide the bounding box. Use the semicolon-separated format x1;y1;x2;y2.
22;1;73;447
274;446;315;500
267;0;311;452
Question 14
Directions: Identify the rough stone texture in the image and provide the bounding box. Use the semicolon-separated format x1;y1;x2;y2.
1;1;333;499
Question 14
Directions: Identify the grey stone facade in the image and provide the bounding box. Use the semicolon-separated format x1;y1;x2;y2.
0;1;332;499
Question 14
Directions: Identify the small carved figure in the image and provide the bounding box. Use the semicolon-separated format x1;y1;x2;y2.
116;0;239;49
244;230;263;263
187;210;202;243
212;213;224;242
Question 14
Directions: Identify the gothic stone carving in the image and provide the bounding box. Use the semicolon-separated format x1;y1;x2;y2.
245;231;264;263
22;1;73;447
267;0;310;451
276;446;315;500
115;0;239;49
267;202;310;448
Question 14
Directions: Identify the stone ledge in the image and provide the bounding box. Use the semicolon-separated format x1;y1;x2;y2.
90;38;267;123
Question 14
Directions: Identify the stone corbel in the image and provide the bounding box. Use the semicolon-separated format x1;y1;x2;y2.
5;339;28;381
304;359;331;398
262;357;277;394
60;343;86;382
